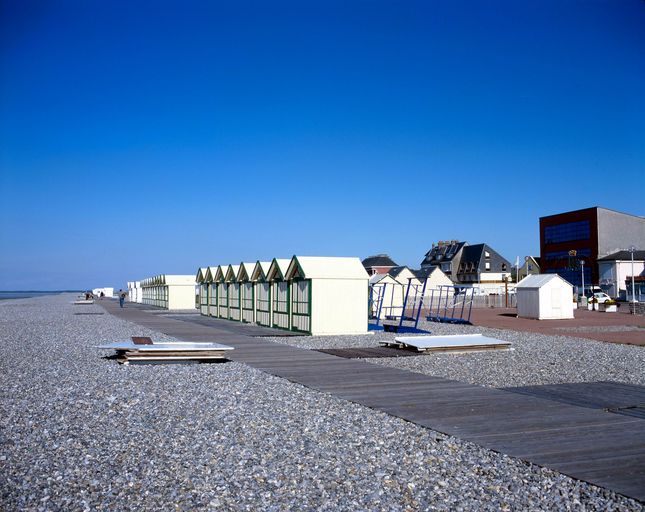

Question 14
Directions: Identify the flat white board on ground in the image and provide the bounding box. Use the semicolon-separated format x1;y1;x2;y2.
389;334;510;352
96;341;234;352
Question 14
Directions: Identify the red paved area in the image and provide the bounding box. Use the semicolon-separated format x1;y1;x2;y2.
468;307;645;346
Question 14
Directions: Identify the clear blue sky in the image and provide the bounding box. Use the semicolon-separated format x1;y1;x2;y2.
1;1;643;290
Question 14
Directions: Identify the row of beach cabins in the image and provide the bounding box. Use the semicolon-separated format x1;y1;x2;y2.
127;256;370;336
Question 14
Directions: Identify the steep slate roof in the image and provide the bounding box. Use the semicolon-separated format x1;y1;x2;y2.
459;244;485;265
459;243;512;270
414;266;442;279
369;273;399;285
421;241;467;266
598;250;645;261
362;254;398;268
387;266;409;279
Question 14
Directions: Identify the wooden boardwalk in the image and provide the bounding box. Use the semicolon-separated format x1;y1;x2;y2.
101;301;645;502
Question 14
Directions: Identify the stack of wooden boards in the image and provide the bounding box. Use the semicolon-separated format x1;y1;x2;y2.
382;334;511;353
97;336;234;364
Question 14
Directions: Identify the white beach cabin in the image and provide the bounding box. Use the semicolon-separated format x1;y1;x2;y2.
516;274;574;320
285;256;369;335
238;262;256;324
252;261;272;327
369;273;404;320
140;274;196;310
93;287;114;298
267;258;292;330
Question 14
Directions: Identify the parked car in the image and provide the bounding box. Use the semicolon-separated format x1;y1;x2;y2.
592;292;612;304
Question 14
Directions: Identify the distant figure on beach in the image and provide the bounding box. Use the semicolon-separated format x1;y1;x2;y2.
100;291;105;299
119;290;126;308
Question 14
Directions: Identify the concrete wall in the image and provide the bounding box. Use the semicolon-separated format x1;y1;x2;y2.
597;208;645;257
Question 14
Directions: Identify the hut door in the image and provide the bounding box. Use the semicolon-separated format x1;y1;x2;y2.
209;283;218;316
200;284;209;315
256;282;271;326
272;282;290;329
242;283;254;323
229;283;241;320
218;283;228;318
291;279;311;333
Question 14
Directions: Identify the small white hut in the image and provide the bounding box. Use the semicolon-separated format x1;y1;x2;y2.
420;267;454;292
285;256;369;335
140;274;196;310
369;273;404;320
389;266;421;287
93;287;114;298
516;274;574;320
127;282;141;302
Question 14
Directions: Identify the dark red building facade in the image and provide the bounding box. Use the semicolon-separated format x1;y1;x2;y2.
540;207;598;287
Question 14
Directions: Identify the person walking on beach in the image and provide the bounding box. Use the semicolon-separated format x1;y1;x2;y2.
119;290;126;308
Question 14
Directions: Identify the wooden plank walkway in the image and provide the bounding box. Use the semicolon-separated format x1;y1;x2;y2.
503;381;645;411
100;301;645;502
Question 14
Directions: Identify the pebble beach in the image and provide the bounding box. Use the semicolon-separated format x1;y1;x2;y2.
1;294;643;511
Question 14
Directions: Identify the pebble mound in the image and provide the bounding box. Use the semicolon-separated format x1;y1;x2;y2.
1;295;642;510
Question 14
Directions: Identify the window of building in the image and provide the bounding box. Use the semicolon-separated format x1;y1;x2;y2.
544;220;591;244
485;262;491;271
545;249;591;261
501;263;507;271
484;251;490;258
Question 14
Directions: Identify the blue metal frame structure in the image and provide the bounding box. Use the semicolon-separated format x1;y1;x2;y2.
369;282;387;326
426;285;474;324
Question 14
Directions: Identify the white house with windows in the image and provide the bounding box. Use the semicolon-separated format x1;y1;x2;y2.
598;250;645;300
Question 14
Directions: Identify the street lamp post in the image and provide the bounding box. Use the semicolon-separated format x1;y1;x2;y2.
580;260;585;299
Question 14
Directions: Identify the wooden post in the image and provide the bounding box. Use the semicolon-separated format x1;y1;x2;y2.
504;277;508;308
